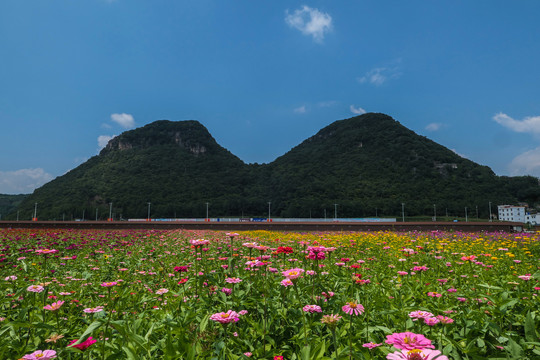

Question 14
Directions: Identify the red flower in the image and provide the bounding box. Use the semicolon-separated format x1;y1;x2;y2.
274;356;284;360
276;246;294;254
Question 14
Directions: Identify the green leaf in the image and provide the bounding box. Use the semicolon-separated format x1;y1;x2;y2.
300;344;311;360
524;311;538;342
122;345;139;360
198;314;209;333
505;338;523;358
477;338;485;348
71;320;103;345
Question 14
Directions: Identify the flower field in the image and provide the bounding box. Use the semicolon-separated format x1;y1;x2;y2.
0;228;539;359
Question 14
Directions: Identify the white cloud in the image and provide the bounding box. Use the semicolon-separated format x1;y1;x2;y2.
285;6;332;43
0;168;54;194
357;67;400;86
508;147;540;176
350;105;366;115
493;112;540;135
110;113;135;128
98;135;116;149
294;105;306;114
426;123;443;132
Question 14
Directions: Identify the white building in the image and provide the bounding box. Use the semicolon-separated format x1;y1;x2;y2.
498;205;526;223
525;213;540;225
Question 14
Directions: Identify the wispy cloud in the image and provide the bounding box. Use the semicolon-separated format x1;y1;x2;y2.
493;112;540;135
98;135;116;150
110;113;135;129
357;66;401;86
509;146;540;176
425;123;443;132
350;105;366;115
0;168;54;194
294;105;306;114
285;6;332;43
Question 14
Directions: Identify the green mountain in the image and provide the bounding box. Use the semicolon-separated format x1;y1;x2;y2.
0;194;28;219
8;113;540;220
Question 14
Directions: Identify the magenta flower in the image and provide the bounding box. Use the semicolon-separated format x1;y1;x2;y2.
225;277;243;284
385;332;435;350
43;301;65;311
174;266;189;272
100;281;117;287
221;288;232;295
210;310;240;324
387;348;448;360
363;342;383;349
342;301;364;316
22;349;57;359
302;304;322;313
68;337;97;350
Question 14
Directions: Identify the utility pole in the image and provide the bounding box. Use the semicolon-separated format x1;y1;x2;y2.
401;203;405;222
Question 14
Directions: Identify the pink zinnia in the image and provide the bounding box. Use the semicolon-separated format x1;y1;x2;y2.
302;304;322;313
35;249;58;254
43;301;65;311
22;349;57;360
210;310;240;324
387;348;448;360
436;315;454;324
424;317;440;326
190;239;210;247
363;342;383;349
408;311;433;320
280;279;294;287
282;268;305;280
100;281;117;287
83;306;104;313
156;288;169;295
342;301;364;316
385;332;435;350
27;285;45;293
225;277;242;284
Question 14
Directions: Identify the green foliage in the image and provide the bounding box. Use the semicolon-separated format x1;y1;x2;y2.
6;114;540;220
0;194;28;219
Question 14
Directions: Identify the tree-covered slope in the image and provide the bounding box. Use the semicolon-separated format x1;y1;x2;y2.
8;114;540;220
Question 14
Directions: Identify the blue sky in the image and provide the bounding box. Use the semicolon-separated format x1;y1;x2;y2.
1;1;540;194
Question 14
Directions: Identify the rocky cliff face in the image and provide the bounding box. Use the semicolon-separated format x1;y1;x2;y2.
100;120;212;156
